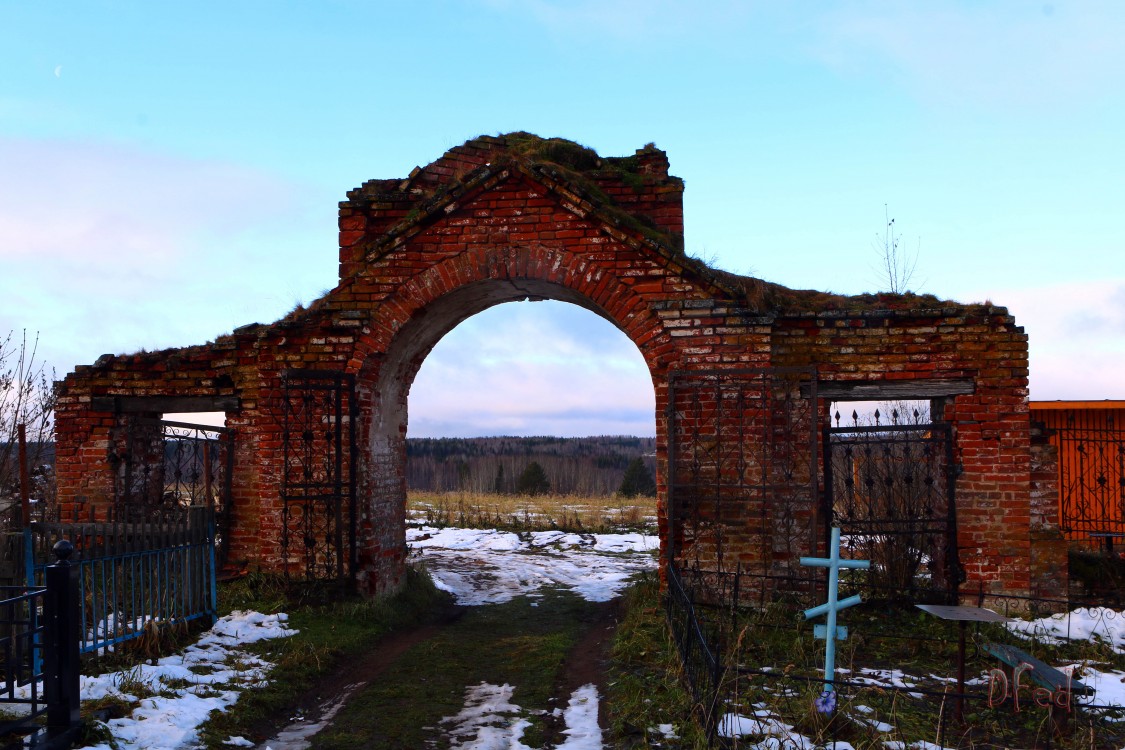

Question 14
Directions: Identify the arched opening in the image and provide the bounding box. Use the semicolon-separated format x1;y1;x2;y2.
406;297;656;508
354;278;664;595
409;300;654;439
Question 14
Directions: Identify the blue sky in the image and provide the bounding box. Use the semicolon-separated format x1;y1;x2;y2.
2;1;1123;437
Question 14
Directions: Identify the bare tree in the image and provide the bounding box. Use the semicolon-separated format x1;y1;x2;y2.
0;330;56;509
874;204;921;294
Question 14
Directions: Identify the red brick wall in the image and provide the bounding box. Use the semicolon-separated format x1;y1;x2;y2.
54;136;1055;600
1029;422;1067;602
770;307;1059;599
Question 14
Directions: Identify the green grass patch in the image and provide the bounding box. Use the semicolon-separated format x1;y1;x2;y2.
310;590;592;750
603;574;709;749
195;567;453;749
713;599;1125;748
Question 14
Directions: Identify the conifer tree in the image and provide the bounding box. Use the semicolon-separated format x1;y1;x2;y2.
516;461;550;496
618;457;656;498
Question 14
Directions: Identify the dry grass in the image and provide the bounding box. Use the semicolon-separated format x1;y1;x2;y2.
407;491;657;533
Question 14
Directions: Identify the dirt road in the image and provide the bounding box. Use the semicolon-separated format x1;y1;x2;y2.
256;592;621;750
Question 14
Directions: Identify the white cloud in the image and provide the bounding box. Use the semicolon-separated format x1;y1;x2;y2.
0;139;294;262
814;1;1125;109
965;280;1125;400
0;137;335;375
409;301;656;437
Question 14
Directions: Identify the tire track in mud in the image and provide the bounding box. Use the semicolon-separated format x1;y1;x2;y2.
255;525;657;749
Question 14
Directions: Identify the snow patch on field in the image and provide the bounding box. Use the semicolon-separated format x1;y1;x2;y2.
407;525;658;605
1007;606;1125;653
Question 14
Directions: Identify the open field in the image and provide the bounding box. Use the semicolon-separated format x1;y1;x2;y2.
407;490;658;534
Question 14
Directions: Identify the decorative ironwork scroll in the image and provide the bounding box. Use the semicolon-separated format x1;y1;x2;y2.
110;418;234;566
1054;411;1125;545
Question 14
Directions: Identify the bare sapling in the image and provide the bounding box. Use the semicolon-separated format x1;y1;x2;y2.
0;329;56;521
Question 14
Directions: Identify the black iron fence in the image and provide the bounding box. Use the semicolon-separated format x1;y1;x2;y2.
110;418;234;567
278;370;357;585
825;411;962;603
666;560;1125;748
667;368;817;590
0;586;48;733
24;505;216;655
0;542;80;749
666;562;724;738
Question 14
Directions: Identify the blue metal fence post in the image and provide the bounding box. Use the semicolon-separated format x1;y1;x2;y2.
23;526;35;587
44;539;81;744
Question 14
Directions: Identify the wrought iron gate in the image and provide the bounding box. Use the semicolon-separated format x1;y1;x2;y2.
824;409;962;602
667;368;818;592
279;370;357;584
110;418;234;566
1053;412;1125;545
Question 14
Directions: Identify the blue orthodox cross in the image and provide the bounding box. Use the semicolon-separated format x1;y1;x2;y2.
801;527;870;701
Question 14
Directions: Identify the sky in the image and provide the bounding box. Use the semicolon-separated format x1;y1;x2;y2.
2;1;1123;438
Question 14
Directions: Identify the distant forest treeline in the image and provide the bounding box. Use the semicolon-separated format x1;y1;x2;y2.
2;437;659;499
407;436;657;496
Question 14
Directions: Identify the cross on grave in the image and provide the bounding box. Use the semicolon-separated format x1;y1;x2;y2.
801;527;870;707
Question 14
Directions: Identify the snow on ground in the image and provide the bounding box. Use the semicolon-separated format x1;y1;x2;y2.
1007;606;1125;653
436;681;603;750
65;530;1125;750
556;684;603;750
72;612;297;750
439;682;535;749
1070;663;1125;714
62;526;657;750
407;525;658;605
718;605;1125;747
835;667;924;698
717;707;812;746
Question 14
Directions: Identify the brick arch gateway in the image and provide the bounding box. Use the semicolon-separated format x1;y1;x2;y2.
54;133;1064;600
